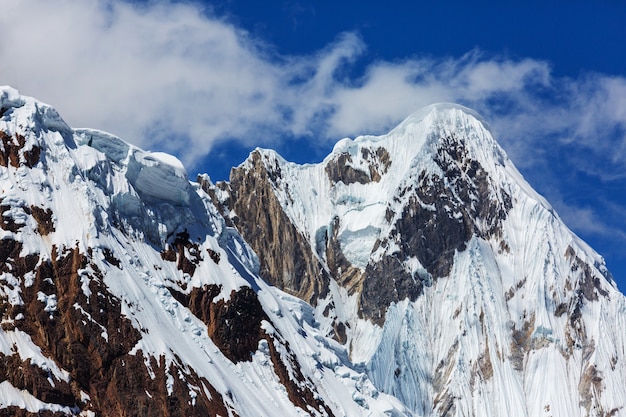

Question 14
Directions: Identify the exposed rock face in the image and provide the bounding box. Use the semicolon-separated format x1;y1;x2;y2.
224;150;330;305
220;133;513;325
360;251;420;325
2;89;396;417
0;409;66;417
264;334;335;417
210;104;626;416
0;241;235;416
324;216;364;295
0;131;40;168
325;152;371;185
0;242;152;414
1;234;328;415
325;147;391;186
30;206;55;236
169;284;267;363
160;229;203;276
398;133;512;277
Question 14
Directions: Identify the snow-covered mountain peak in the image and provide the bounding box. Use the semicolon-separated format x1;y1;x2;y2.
1;87;72;138
390;102;491;135
331;102;501;166
215;100;626;416
3;86;626;417
0;86;24;109
227;102;519;288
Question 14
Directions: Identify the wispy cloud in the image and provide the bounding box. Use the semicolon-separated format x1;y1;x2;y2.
1;0;626;181
552;198;626;242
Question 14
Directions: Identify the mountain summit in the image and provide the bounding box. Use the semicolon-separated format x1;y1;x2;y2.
213;102;626;416
2;87;625;416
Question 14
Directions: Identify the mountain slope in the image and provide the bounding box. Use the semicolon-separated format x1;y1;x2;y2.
0;87;410;416
213;104;626;416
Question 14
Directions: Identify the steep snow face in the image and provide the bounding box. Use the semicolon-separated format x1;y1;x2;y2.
238;104;513;278
0;87;412;416
222;103;626;416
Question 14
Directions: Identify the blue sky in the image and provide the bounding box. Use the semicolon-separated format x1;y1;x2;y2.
1;1;626;289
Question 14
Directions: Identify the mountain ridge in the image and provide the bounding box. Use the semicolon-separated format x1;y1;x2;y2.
0;86;409;416
1;86;625;416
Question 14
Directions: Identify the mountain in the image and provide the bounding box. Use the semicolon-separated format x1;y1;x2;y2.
0;86;625;417
210;104;626;416
0;87;410;417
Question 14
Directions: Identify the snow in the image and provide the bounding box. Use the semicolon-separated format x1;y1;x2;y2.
0;86;25;108
149;151;186;171
0;328;70;383
338;225;380;269
37;292;57;315
2;86;626;416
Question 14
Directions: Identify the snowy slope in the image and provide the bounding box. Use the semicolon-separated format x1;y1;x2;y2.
218;103;626;416
0;86;412;416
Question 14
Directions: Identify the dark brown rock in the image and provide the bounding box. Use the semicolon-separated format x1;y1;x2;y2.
171;284;267;363
218;134;515;325
96;353;231;417
102;247;121;268
0;240;238;416
1;201;25;232
168;282;334;414
360;252;423;326
0;131;40;168
358;133;513;322
0;353;74;407
30;205;55;235
325;147;392;186
325;152;370;185
0;409;66;417
325;216;363;295
206;248;220;264
224;150;330;305
160;230;202;276
0;238;39;276
265;336;335;417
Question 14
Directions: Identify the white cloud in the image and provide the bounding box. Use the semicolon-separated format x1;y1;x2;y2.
325;52;553;137
1;0;626;178
550;198;626;247
1;0;290;163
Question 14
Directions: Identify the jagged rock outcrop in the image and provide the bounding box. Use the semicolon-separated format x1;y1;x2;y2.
217;150;331;305
215;115;514;325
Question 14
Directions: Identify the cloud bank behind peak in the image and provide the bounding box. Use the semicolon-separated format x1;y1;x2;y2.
1;0;625;179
